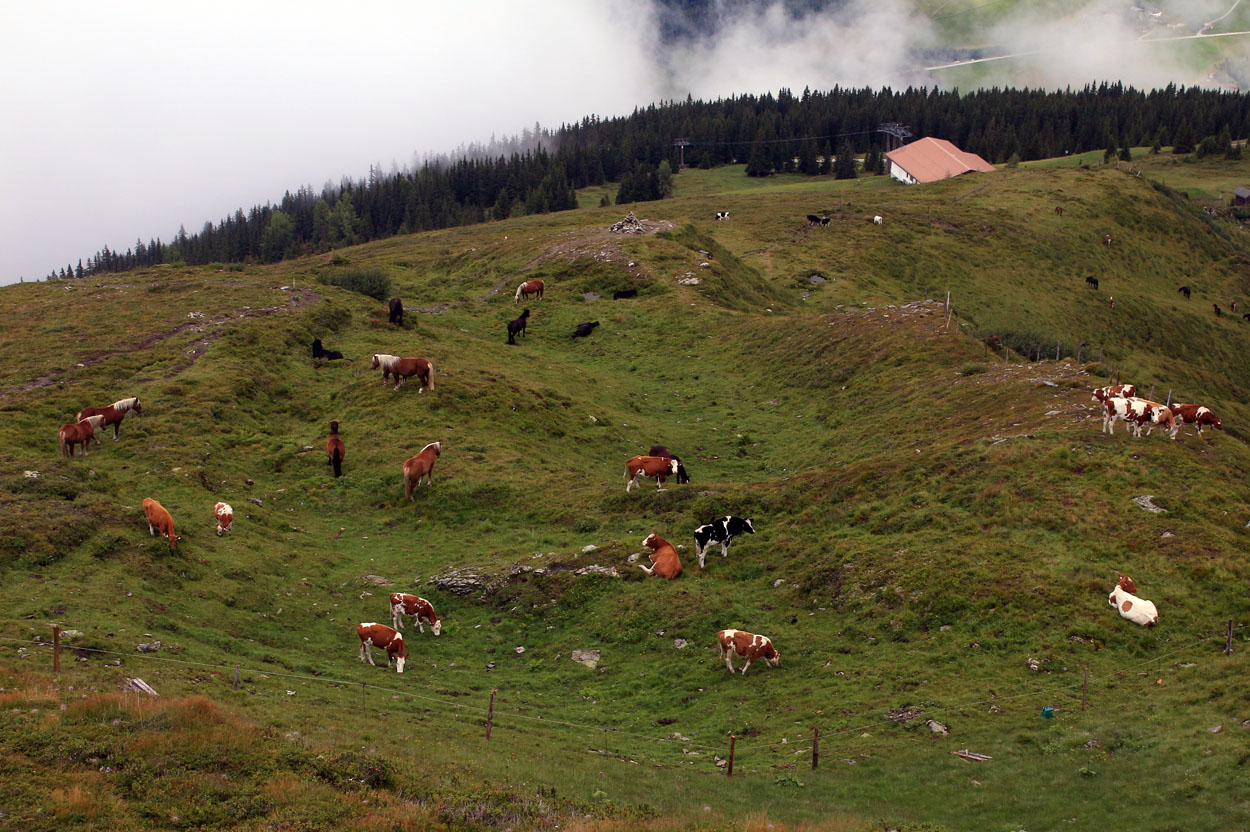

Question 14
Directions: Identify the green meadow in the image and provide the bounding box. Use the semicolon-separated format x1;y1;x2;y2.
2;158;1249;831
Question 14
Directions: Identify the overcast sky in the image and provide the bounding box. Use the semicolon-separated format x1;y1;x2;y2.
1;1;1238;285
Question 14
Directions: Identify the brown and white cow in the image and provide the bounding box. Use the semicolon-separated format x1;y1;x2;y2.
1091;384;1136;405
389;593;441;635
638;533;682;579
214;501;233;536
625;455;681;492
1167;403;1223;437
356;622;408;673
1108;574;1158;627
142;498;179;552
717;629;780;676
1102;397;1176;439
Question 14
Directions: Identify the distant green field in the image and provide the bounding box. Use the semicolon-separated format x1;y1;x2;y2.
3;155;1250;830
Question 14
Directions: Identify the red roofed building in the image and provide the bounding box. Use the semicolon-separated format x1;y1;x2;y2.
885;137;996;185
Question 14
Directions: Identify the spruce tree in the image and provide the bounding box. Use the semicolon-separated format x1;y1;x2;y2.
819;142;832;175
1172;123;1197;154
798;140;819;175
834;139;857;179
745;138;770;177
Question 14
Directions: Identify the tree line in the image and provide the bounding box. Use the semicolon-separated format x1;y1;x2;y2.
61;82;1250;279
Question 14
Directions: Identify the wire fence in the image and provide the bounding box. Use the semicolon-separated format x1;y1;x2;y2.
0;622;1233;774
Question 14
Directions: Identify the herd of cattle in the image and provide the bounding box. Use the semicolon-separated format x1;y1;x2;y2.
52;283;1224;680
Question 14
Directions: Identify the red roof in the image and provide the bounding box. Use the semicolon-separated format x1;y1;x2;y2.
886;137;995;183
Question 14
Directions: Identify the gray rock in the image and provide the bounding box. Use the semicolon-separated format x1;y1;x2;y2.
674;638;688;649
571;649;601;668
136;641;162;653
1132;495;1167;514
582;544;597;553
574;564;619;578
926;719;949;735
428;568;488;595
808;274;827;284
359;574;393;586
773;579;786;588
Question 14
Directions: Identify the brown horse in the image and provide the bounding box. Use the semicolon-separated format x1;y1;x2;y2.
76;397;141;442
515;278;545;304
326;420;345;478
58;415;105;457
371;354;434;392
402;442;442;500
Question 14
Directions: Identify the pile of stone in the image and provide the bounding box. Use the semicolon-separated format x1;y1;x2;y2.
609;212;647;234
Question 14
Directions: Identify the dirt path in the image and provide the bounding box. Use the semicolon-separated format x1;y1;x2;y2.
2;286;319;397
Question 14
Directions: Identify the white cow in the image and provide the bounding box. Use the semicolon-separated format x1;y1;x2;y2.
1108;574;1158;626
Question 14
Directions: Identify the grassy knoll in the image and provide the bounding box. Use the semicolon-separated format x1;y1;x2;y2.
2;158;1250;830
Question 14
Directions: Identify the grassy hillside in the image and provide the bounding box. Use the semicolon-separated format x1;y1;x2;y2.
2;159;1250;831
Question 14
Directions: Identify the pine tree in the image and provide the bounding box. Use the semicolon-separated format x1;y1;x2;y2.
1119;144;1132;161
1172;123;1197;154
745;137;770;177
1104;144;1117;163
657;160;673;197
819;142;832;175
834;139;857;179
798;140;819;175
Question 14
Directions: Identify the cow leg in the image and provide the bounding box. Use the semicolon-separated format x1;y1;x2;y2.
416;619;425;634
721;540;730;557
392;610;403;630
359;642;369;664
740;658;752;676
148;523;156;536
637;563;655;575
722;649;735;674
655;476;665;491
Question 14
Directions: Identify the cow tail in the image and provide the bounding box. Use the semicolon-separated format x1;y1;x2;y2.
332;448;342;478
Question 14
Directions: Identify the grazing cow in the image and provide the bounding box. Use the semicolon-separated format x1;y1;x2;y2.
625;455;683;492
1108;574;1158;627
1178;285;1191;299
716;211;730;221
1085;275;1099;290
1055;206;1064;217
507;309;530;345
638;533;682;579
214;501;233;536
326;420;345;477
389;593;442;635
613;289;638;300
1139;401;1179;439
402;442;442;500
77;397;141;442
370;354;434;392
1091;384;1136;405
515;279;545;303
389;298;404;327
805;214;825;226
312;338;345;360
1214;303;1222;317
1102;397;1176;439
57;416;104;457
693;515;755;568
142;497;178;552
648;446;691;484
572;321;599;338
872;215;883;225
717;629;780;676
1168;403;1223;437
1104;234;1112;247
357;622;407;673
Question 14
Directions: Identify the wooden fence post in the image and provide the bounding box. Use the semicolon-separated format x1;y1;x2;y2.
727;735;736;776
1166;389;1172;406
1226;620;1234;656
1082;666;1088;711
1098;347;1104;364
812;727;820;770
486;689;496;739
1147;385;1155;401
233;664;240;691
1056;340;1061;361
52;624;60;674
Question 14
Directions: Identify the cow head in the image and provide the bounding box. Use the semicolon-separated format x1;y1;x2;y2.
674;460;690;484
642;533;659;550
1116;573;1138;594
767;650;781;668
431;619;442;636
392;634;408;674
743;518;755;534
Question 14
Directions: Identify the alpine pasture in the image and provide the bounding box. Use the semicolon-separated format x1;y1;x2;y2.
2;159;1250;831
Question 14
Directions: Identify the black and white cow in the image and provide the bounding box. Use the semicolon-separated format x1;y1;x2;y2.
693;515;755;568
715;211;729;221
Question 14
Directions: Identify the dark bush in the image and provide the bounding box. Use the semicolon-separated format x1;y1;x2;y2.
316;268;392;301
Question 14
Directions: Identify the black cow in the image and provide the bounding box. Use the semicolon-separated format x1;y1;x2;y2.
507;309;530;345
693;515;755;569
613;289;638;300
806;214;829;227
389;298;404;326
648;445;690;484
1178;286;1191;299
716;211;729;220
1085;276;1098;290
572;321;599;338
312;338;346;360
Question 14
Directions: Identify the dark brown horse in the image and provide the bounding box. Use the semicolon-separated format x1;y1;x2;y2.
58;416;104;457
515;279;545;304
76;397;141;442
371;354;434;392
507;309;530;344
402;442;442;499
326;421;345;478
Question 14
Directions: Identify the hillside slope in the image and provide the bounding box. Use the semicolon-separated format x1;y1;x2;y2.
2;162;1249;831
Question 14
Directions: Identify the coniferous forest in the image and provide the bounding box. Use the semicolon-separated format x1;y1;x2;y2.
60;83;1250;279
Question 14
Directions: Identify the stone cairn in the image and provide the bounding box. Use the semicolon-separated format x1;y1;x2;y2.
609;212;647;234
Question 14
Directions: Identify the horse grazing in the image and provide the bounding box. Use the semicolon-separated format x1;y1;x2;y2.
58;415;104;457
326;420;345;477
572;321;599;338
1178;285;1191;299
76;397;141;442
648;445;690;484
515;279;544;304
371;354;434;392
142;497;179;552
507;309;530;345
1214;303;1222;317
312;338;345;360
388;298;404;326
402;442;442;500
1085;276;1098;290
